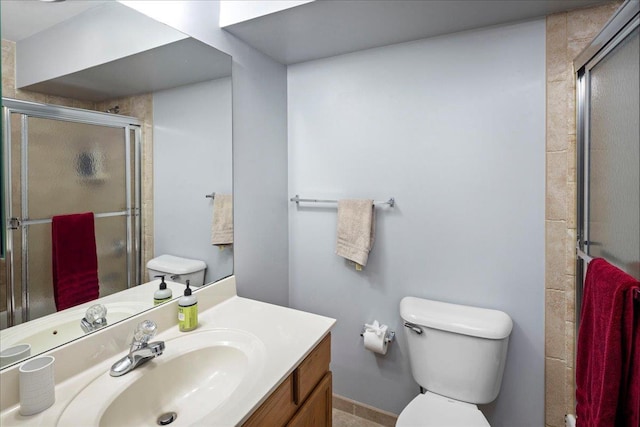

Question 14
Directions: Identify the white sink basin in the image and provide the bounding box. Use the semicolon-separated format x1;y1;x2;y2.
57;329;266;427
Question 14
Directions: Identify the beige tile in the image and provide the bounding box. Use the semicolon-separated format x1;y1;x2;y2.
567;37;593;63
72;99;95;110
565;365;576;415
333;395;355;414
2;76;16;98
567;2;621;41
547;80;569;152
565;320;575;368
546;13;570;82
129;93;153;122
546;220;567;290
546;151;568;220
333;409;386;427
567;83;577;135
45;95;75;108
15;88;47;103
333;395;397;427
565;277;576;323
567;134;577;183
546;357;568;427
546;289;567;360
1;39;16;79
353;404;397;427
567;182;577;229
566;228;576;276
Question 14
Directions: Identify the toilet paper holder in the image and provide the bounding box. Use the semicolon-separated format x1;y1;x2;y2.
360;325;395;344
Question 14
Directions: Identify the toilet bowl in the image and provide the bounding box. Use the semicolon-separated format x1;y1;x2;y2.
397;296;513;426
396;392;489;427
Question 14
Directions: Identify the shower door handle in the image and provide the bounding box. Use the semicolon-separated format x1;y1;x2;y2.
8;217;21;229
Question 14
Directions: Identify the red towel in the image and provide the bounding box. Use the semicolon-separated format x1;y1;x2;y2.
576;258;640;427
51;212;99;311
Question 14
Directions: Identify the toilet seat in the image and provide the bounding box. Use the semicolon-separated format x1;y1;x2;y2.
396;391;490;427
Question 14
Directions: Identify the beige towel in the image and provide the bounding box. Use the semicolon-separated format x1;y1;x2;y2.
211;194;233;246
336;199;375;268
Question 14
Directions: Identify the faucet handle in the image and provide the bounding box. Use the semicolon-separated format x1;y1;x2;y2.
85;304;107;324
132;320;157;345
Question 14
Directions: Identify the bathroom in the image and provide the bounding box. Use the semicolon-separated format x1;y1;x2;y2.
1;1;638;426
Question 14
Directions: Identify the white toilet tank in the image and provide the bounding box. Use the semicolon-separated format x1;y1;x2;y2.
147;254;207;287
400;296;513;405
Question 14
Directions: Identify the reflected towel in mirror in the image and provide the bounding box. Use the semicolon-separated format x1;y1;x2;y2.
211;194;233;247
51;212;99;311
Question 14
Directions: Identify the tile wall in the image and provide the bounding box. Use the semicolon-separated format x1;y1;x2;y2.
544;3;621;426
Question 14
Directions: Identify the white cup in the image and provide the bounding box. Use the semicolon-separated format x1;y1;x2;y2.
19;356;56;416
0;343;31;368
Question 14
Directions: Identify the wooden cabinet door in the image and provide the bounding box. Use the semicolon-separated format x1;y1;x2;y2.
287;372;332;427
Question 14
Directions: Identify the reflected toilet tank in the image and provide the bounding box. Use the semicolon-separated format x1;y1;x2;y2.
147;254;207;286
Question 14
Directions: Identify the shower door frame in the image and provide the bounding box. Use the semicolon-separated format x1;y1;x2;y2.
574;1;640;323
2;98;142;327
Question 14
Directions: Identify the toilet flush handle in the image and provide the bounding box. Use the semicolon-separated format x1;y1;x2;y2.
403;322;423;335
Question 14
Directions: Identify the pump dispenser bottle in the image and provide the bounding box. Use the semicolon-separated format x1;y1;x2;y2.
153;275;172;305
178;280;198;332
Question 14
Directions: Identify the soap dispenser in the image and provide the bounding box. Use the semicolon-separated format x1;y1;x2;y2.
178;280;198;332
153;275;172;305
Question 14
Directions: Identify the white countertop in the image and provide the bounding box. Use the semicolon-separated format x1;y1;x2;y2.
0;279;185;365
0;278;335;426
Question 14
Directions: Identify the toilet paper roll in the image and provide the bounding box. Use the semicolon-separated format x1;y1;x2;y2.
363;330;388;355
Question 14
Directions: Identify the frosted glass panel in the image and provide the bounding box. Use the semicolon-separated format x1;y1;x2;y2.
26;117;126;219
94;216;128;298
25;223;55;320
23;216;129;319
588;27;640;278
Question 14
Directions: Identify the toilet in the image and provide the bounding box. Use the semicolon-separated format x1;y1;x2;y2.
146;254;207;287
397;296;513;426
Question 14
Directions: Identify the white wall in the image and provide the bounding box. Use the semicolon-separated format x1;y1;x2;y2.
122;0;289;306
288;20;546;426
153;78;233;285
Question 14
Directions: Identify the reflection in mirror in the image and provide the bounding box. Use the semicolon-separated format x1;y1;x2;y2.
0;0;232;369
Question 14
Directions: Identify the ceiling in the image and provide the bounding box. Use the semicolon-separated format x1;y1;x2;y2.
1;0;109;41
2;1;231;102
222;0;615;64
1;0;617;66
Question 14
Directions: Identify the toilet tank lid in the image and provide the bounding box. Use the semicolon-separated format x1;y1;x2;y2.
400;297;513;339
147;255;206;274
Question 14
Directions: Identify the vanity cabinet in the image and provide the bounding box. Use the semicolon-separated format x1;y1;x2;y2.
243;333;332;427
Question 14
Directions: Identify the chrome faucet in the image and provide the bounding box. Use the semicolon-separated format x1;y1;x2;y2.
110;320;165;377
80;304;108;333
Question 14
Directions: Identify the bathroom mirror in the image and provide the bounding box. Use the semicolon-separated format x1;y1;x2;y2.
0;0;233;369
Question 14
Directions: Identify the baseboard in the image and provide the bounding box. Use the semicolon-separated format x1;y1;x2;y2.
333;394;398;427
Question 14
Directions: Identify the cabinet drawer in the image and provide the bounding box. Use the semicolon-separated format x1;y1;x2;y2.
294;333;331;405
243;375;297;427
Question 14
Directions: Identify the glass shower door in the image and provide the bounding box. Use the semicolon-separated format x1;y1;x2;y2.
2;102;141;326
584;26;640;279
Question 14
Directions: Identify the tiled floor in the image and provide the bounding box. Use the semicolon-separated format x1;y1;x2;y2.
333;409;389;427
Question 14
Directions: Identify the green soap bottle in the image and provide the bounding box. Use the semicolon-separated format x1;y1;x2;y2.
178;280;198;332
153;275;172;305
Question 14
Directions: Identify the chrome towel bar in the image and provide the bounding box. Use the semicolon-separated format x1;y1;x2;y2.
290;194;395;207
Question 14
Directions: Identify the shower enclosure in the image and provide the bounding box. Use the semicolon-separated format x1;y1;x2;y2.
1;99;142;328
575;2;640;316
